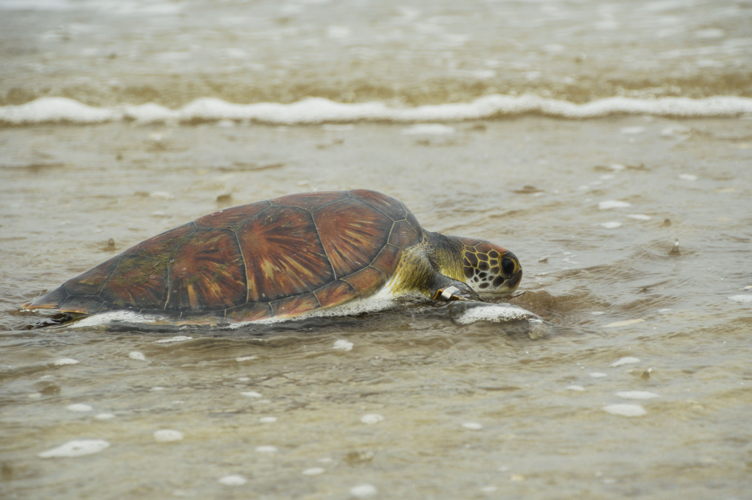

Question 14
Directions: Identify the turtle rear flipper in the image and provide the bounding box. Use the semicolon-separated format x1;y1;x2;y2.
20;311;88;329
23;287;68;311
24;286;103;316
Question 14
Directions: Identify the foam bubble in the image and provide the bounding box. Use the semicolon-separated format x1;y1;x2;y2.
679;174;698;181
589;372;608;378
616;391;659;400
67;403;93;412
53;358;79;366
95;413;115;420
128;351;146;361
155;335;193;343
661;125;691;137
566;385;585;391
350;484;378;498
611;356;640;367
454;303;537;324
600;221;622;229
4;95;751;125
333;339;354;351
39;439;110;458
327;25;351;39
598;200;631;210
255;445;277;453
303;467;325;476
462;422;483;430
603;404;647;417
728;294;752;303
218;474;247;486
604;318;645;328
627;214;652;220
620;126;646;135
235;355;257;362
360;414;384;424
694;28;724;39
259;416;277;423
149;190;173;199
402;123;456;135
154;429;184;442
241;391;262;398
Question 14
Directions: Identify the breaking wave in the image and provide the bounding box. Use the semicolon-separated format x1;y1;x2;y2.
2;94;751;125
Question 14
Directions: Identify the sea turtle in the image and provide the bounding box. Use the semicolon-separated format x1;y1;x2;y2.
23;190;522;324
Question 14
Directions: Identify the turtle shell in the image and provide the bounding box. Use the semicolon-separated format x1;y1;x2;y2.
26;190;423;321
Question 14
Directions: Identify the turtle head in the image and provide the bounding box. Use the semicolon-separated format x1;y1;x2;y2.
457;238;522;296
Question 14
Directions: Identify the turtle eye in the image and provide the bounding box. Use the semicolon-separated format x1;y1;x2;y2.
501;256;516;276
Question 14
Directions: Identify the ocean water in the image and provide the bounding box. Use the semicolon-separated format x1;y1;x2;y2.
1;0;751;499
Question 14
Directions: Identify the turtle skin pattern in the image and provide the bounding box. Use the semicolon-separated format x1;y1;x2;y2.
29;190;423;321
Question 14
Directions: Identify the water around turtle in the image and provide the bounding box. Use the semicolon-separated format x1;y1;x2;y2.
1;0;751;498
2;118;749;499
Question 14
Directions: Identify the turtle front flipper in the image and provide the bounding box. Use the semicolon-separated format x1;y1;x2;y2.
430;274;480;302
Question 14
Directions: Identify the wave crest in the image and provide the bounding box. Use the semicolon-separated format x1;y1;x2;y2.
2;95;751;125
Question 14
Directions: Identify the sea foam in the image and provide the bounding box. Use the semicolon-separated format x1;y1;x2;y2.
2;95;751;125
453;303;538;324
38;439;110;458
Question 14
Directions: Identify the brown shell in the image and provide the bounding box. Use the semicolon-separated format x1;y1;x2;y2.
26;190;423;321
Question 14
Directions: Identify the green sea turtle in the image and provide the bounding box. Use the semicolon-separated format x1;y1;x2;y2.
23;190;522;324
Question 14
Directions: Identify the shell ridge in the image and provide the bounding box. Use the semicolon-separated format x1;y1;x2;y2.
303;195;350;214
100;221;199;312
367;265;388;280
95;253;126;296
357;200;398;222
319;279;357;297
311;292;322;308
352;190;408;222
162;264;172;310
307;207;339;281
384;219;397;246
230;228;251;304
159;222;199;311
196;200;274;230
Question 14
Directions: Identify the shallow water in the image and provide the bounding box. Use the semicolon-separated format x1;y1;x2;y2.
2;117;751;499
2;0;752;499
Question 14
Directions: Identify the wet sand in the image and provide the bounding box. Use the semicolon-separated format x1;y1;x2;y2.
1;116;751;498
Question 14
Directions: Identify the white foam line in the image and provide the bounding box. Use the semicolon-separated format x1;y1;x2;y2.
2;95;751;125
